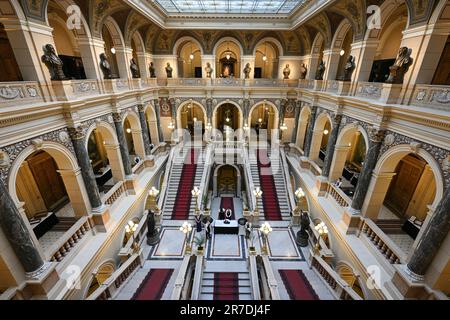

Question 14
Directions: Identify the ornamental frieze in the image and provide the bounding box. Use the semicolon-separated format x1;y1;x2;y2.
0;128;75;184
79;113;116;144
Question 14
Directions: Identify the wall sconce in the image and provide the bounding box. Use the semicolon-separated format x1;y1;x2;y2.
110;47;116;55
126;128;132;134
323;129;329;135
280;123;288;131
340;49;345;56
168;121;175;130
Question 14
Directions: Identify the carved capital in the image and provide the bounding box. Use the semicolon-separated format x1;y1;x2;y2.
137;104;145;112
68;126;85;140
31;138;44;149
112;112;122;122
368;127;385;143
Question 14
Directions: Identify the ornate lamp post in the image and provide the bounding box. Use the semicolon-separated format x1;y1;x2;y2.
294;187;305;214
191;186;201;215
179;221;193;255
259;222;272;255
314;221;328;255
253;187;263;213
148;187;160;213
125;220;139;253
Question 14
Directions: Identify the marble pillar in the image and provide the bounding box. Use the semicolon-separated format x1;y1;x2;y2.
406;187;450;281
206;98;213;124
350;128;385;212
322;114;342;178
138;105;152;156
291;101;301;144
154;99;164;143
112;112;133;176
303;106;318;157
68;127;103;210
0;182;45;274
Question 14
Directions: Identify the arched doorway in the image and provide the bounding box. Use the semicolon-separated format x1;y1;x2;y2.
145;104;159;145
177;40;202;78
363;146;443;257
0;22;22;81
248;102;279;142
335;27;354;80
254;40;280;79
336;263;365;299
177;101;206;137
85;261;115;298
213;165;241;197
213;103;242;140
329;125;368;198
309;113;332;163
101;20;121;78
296;106;311;149
123;112;145;163
215;39;241;78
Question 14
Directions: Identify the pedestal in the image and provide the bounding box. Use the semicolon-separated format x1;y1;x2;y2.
341;208;363;234
131;78;143;89
299;156;310;169
102;79;118;94
337;81;351;96
313;80;324;91
91;206;111;232
296;231;309;247
316;176;329;197
380;83;403;104
51;80;74;101
25;262;60;298
144;155;155;168
147;228;160;245
124;175;138;195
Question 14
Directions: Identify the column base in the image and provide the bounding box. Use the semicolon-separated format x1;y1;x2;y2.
316;176;329;196
25;262;59;298
387;264;434;299
124;175;138;195
91;206;111;232
341;208;363;234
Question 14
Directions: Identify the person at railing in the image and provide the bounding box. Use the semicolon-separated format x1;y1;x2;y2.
334;177;343;188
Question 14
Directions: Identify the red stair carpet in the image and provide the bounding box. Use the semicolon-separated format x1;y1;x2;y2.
132;268;174;300
213;272;239;300
279;269;319;300
171;148;199;220
219;197;235;220
257;149;282;220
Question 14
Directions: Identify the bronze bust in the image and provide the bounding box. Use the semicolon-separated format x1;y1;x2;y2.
283;64;291;79
41;44;67;80
165;62;173;78
205;62;213;78
341;55;355;81
299;63;308;80
149;62;156;78
315;60;325;80
130;58;140;78
243;63;251;79
386;47;413;84
99;53;112;79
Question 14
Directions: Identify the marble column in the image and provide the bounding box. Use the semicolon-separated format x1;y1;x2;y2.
243;99;250;124
68;126;103;210
154;99;164;143
350;128;385;212
206;98;213;124
303;106;318;157
322;114;342;178
406;187;450;280
0;182;45;274
169;98;177;130
138;105;152;156
112;112;133;176
291;101;302;144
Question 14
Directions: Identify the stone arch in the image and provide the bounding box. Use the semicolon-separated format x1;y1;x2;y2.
83;259;116;299
176;100;207;133
45;0;92;39
212;100;244;131
85;120;125;183
173;36;205;56
213;164;241;197
328;123;369;181
212;35;244;56
122;110;145;161
3;0;26;21
311;32;325;55
296;104;312;150
173;36;204;78
309;112;333;162
103;16;125;48
247;100;280;140
252;37;284;57
429;0;450;24
331;19;353;50
365;0;409;41
336;261;367;299
8;140;91;226
143;102;159;145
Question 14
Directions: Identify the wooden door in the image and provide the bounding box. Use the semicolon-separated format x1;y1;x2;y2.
27;151;68;211
384;156;425;216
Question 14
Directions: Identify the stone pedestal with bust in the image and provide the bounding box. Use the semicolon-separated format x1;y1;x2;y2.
299;63;307;80
283;64;291;79
165;63;173;78
340;55;355;81
149;62;156;78
130;58;140;78
315;61;325;80
41;44;68;80
386;47;413;84
99;53;112;79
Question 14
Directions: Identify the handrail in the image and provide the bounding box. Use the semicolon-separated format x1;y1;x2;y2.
86;251;142;300
247;254;261;300
171;255;195;300
280;148;295;213
311;254;363;300
260;255;280;300
360;219;406;264
327;183;352;209
198;143;214;211
157;145;177;212
242;145;256;211
190;254;205;300
102;181;127;206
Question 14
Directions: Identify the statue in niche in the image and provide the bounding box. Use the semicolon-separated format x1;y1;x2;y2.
386;47;413;84
130;58;140;78
340;55;355;81
243;63;251;79
205;62;213;78
149;62;156;78
165;62;173;78
283;64;291;79
315;60;325;80
41;44;67;80
146;210;160;245
99;53;112;79
299;63;308;80
296;211;310;247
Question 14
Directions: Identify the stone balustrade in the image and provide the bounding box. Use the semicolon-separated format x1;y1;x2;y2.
327;183;351;209
119;213;148;259
0;81;45;107
355;81;383;99
103;182;127;207
70;79;102;97
360;219;406;265
311;255;362;300
49;217;92;262
410;84;450;111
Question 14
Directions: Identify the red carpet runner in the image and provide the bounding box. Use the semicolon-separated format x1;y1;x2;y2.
213;272;239;300
257;149;282;220
132;269;174;300
171;148;199;220
279;270;319;300
219;197;235;220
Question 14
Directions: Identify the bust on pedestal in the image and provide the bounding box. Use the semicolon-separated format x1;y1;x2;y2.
299;63;307;80
296;211;310;247
243;63;251;79
146;210;160;245
205;63;213;78
386;47;413;84
283;64;291;79
41;44;68;80
165;63;173;78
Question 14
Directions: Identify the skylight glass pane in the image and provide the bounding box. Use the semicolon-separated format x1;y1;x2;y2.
154;0;305;14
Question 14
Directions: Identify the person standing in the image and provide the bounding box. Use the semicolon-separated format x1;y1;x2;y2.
195;214;202;233
205;220;212;240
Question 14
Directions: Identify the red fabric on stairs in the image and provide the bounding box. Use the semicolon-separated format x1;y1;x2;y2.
213;272;239;300
171;148;199;220
279;269;319;300
257;149;282;221
132;268;174;300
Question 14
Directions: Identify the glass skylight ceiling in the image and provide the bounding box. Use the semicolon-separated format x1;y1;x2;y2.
154;0;304;15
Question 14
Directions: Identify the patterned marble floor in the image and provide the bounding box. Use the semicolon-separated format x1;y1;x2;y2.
387;234;415;255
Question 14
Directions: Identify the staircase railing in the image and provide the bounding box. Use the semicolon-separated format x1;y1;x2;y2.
280;147;295;213
190;254;205;300
242;145;256;212
259;255;280;300
198;143;214;211
119;212;148;259
157;145;177;214
247;254;261;300
171;254;196;300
